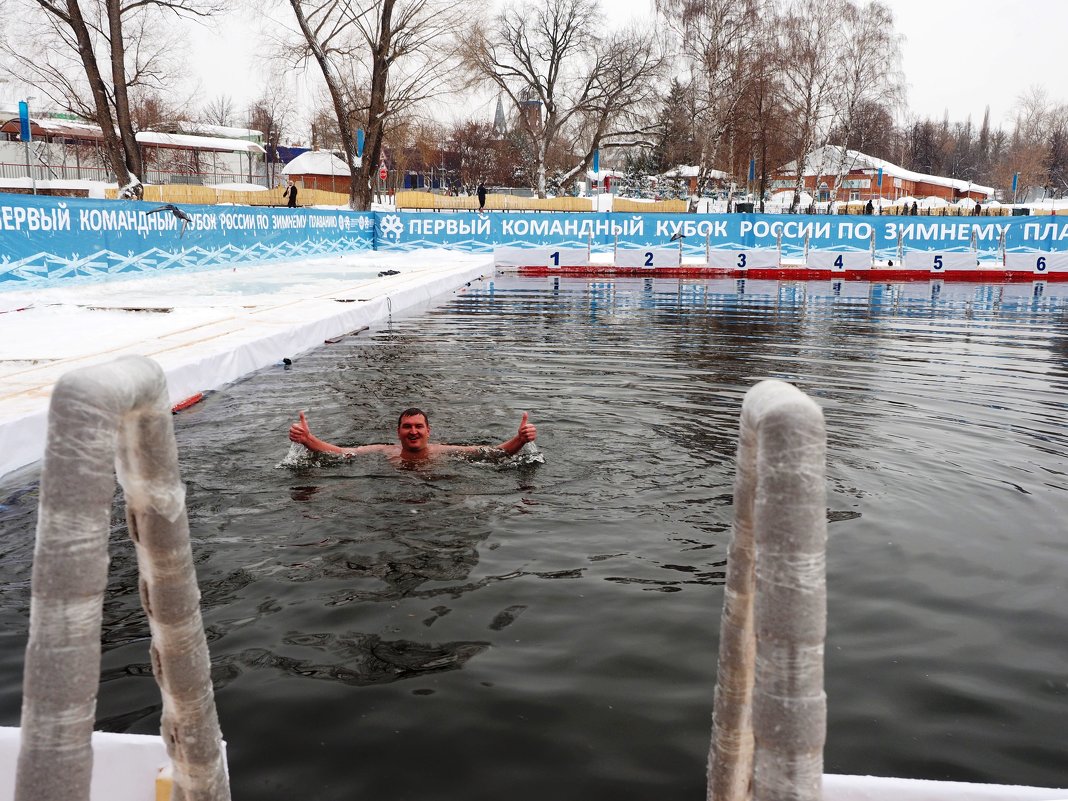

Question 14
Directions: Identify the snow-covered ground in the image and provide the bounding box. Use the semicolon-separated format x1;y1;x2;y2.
0;250;491;479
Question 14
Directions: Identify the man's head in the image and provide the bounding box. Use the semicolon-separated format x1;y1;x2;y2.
396;408;430;454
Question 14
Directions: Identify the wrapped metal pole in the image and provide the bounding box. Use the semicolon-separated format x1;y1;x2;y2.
708;380;827;801
16;355;229;801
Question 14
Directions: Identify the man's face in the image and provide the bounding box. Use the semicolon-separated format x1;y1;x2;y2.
397;414;430;452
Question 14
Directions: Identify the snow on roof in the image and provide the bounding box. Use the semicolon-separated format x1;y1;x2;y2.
660;164;729;180
177;123;263;140
208;182;269;192
781;145;995;198
136;131;265;155
282;150;351;177
7;118;266;155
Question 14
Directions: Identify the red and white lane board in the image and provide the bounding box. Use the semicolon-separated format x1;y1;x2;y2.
615;246;681;269
708;249;780;270
1004;251;1068;275
807;250;872;271
494;246;589;268
904;251;977;272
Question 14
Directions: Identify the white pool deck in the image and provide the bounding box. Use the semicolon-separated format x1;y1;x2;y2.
0;250;492;480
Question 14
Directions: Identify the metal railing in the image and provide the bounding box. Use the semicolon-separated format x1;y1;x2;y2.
0;160;268;187
16;356;230;801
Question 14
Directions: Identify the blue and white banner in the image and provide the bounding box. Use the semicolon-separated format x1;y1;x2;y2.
0;194;374;286
375;211;1068;261
7;193;1068;289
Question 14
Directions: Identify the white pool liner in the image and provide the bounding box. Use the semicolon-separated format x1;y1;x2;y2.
0;250;491;479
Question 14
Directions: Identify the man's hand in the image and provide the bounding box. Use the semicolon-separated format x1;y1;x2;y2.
493;412;539;456
516;412;537;444
289;411;313;446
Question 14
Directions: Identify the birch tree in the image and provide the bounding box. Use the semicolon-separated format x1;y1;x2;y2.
825;0;903;201
655;0;767;200
776;0;846;211
284;0;470;209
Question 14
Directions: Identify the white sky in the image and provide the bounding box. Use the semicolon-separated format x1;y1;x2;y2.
187;0;1068;137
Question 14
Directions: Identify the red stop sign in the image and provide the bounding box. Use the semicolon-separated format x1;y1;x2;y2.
378;166;388;181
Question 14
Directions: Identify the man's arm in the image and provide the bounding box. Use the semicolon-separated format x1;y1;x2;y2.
433;412;537;457
288;411;385;456
496;412;537;455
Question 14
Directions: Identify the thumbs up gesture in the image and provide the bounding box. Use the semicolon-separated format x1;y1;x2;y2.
517;412;537;444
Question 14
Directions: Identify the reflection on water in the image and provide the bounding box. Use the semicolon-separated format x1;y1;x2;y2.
1;276;1068;799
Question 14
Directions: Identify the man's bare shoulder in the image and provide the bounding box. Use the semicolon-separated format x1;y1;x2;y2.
349;444;400;456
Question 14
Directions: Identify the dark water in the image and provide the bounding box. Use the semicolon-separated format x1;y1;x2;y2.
2;275;1067;798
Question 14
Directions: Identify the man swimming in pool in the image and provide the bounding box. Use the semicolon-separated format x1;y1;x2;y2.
288;407;537;461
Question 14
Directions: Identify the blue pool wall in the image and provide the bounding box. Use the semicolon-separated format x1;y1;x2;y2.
4;194;1068;287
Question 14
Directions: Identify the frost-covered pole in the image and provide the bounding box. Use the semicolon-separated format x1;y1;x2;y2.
708;380;827;801
17;355;229;801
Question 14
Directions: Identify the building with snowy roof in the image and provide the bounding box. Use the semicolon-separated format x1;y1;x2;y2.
0;114;267;190
280;150;352;194
773;145;994;204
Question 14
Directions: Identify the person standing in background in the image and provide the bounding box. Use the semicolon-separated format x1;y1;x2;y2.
283;180;298;208
477;182;487;212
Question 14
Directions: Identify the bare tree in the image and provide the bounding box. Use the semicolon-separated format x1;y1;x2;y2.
248;87;294;187
824;0;903;201
448;119;500;189
3;0;221;197
656;0;767;201
284;0;470;209
467;0;662;198
776;0;846;211
203;93;237;127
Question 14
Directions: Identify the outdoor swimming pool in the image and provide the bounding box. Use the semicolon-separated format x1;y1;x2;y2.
1;275;1066;799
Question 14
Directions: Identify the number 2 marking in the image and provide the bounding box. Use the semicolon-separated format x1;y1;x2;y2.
644;251;654;267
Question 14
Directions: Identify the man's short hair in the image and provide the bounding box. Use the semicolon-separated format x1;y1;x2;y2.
397;407;429;427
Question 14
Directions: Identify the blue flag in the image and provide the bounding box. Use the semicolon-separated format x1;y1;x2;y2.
356;128;365;159
18;101;30;143
748;158;755;182
1012;172;1019;193
877;167;883;187
592;148;600;174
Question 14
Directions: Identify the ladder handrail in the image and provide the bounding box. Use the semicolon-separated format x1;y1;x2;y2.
708;380;827;801
17;355;229;801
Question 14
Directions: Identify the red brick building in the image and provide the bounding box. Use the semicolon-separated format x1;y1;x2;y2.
773;146;994;204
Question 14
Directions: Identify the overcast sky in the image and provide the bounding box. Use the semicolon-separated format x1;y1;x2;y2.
189;0;1068;136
